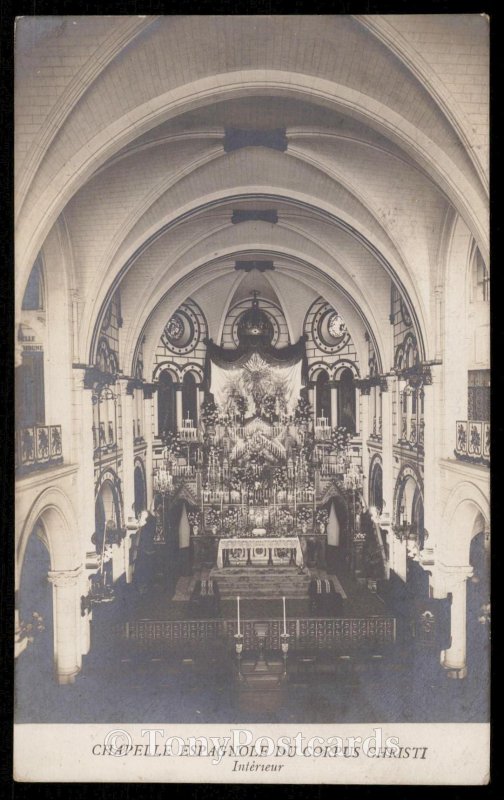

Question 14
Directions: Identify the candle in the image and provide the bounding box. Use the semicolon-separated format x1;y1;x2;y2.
283;596;287;635
237;596;241;635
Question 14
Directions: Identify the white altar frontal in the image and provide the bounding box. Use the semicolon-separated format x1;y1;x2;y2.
216;536;303;569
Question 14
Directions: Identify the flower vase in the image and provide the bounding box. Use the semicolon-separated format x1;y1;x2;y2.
211;525;218;535
193;525;199;536
301;523;308;534
319;523;326;534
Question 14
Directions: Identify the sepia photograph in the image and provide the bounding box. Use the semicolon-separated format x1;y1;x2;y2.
13;13;490;784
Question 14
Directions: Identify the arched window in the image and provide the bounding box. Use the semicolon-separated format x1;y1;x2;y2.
370;462;383;513
158;371;177;435
338;368;356;433
134;464;146;517
472;248;489;302
22;257;44;311
182;372;198;426
16;344;45;427
94;480;120;553
315;371;331;424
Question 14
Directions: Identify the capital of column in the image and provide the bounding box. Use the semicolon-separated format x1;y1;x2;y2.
143;382;158;400
436;563;474;589
357;381;371;396
47;565;83;588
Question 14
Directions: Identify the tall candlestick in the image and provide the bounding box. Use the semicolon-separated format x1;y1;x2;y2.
237;596;241;635
283;596;287;635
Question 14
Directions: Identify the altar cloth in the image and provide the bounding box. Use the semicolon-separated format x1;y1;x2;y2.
216;536;303;568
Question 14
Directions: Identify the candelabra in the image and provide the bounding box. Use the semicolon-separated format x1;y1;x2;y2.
343;464;363;491
234;633;245;681
280;632;290;678
153;466;173;493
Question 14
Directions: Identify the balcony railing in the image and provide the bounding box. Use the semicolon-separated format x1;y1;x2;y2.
398;415;424;449
16;425;63;474
455;420;490;465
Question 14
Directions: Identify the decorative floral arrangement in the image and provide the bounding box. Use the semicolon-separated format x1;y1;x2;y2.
19;611;45;643
205;507;221;528
294;396;312;424
302;474;315;493
261;394;276;420
227;468;244;492
201;398;219;427
162;429;183;457
102;544;114;563
277;508;294;528
234;394;248;420
187;511;200;527
297;507;313;525
330;425;350;453
222;507;239;530
272;466;288;491
316;508;329;525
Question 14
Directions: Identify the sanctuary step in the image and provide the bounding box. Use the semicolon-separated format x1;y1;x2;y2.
208;565;312;598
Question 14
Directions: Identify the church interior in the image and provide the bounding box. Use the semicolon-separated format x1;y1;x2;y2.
15;15;490;724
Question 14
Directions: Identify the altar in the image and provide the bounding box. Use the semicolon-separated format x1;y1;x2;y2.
216;536;304;569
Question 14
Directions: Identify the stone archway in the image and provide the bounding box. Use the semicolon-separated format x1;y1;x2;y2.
436;484;490;680
16;488;83;685
466;527;490;687
16;522;53;687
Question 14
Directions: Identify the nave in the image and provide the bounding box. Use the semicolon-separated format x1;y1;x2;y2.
15;546;488;725
14;15;489;735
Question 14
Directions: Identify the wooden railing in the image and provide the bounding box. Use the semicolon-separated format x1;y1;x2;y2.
16;424;63;474
114;616;396;652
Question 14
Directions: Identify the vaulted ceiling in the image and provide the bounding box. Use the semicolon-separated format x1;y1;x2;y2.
15;14;489;376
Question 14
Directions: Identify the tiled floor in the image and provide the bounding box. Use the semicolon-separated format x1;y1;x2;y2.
15;640;488;725
15;573;489;725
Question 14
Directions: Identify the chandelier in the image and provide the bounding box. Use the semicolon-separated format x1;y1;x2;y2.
153;465;173;493
343;463;363;491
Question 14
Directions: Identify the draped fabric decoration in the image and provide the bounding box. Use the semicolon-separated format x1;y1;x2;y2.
327;500;340;547
178;502;190;550
205;335;308;367
209;351;304;418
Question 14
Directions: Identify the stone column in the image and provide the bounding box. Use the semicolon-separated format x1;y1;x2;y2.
143;388;155;509
329;381;338;428
391;533;407;582
47;567;83;685
121;383;135;519
438;565;473;679
380;376;394;521
359;386;371;505
72;369;97;551
175;384;184;431
354;387;360;435
308;383;316;428
422;366;442;542
197;386;205;426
